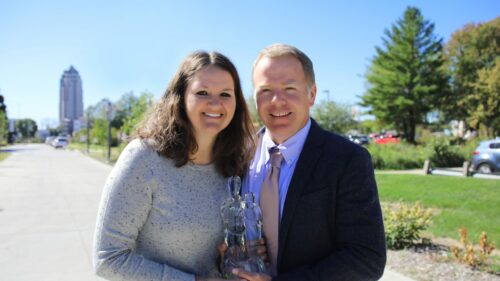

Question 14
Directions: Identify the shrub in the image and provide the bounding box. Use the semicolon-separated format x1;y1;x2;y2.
367;142;427;170
451;227;495;268
425;138;465;167
383;201;433;249
367;137;482;170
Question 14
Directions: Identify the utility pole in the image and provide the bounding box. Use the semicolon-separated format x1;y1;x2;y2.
105;100;112;162
86;109;90;154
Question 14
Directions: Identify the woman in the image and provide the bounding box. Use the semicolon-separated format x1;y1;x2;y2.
93;51;255;281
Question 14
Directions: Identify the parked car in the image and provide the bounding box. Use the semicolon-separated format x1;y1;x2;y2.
347;135;370;146
471;138;500;174
45;136;55;145
52;137;68;149
373;133;400;144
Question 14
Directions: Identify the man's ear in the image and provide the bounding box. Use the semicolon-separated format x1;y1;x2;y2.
308;84;317;106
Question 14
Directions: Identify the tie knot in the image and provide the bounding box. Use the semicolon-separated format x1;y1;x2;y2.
269;147;283;168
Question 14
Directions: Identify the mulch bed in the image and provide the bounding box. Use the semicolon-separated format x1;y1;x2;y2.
386;242;500;281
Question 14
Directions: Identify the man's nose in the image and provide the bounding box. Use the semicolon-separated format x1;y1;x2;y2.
271;90;286;103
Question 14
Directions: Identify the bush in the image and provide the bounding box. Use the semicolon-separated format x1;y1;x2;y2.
383;201;433;249
425;138;465;167
367;142;427;170
367;137;483;170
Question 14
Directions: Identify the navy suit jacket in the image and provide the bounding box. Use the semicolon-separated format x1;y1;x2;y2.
272;120;386;281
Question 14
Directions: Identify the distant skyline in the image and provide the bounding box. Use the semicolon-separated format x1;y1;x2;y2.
0;0;498;128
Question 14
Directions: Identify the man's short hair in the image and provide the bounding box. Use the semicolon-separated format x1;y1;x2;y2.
253;43;315;90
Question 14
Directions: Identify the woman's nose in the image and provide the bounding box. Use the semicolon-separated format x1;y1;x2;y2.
208;96;222;106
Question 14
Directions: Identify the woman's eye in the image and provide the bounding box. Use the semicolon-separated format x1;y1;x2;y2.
196;91;208;96
220;92;232;97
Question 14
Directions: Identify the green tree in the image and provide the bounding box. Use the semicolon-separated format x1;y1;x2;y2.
0;95;8;143
90;118;108;145
121;91;154;136
246;95;263;129
444;17;499;136
358;119;385;135
84;99;112;145
0;95;6;113
0;111;8;144
361;7;448;144
312;100;357;134
111;91;138;129
472;58;500;135
15;118;38;139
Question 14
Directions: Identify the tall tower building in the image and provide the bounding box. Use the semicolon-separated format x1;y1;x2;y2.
59;66;83;134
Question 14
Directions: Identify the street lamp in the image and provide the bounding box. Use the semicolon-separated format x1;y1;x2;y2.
104;100;113;162
323;90;330;101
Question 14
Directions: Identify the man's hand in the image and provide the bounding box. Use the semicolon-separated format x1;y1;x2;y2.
232;268;272;281
248;238;268;263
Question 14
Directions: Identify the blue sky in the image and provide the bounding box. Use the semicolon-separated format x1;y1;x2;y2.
0;0;498;128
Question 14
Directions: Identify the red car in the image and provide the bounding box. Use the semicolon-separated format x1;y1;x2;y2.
372;133;400;144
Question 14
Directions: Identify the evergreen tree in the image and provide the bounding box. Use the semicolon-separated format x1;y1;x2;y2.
361;7;448;143
0;95;6;113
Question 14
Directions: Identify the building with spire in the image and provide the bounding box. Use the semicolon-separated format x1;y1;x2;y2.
59;66;83;134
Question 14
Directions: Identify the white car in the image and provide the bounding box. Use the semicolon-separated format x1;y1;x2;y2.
45;136;55;145
52;137;68;149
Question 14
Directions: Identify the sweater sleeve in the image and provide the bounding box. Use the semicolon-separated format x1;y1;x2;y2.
92;140;195;281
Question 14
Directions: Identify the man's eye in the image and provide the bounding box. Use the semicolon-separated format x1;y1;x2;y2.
196;91;208;96
259;89;271;95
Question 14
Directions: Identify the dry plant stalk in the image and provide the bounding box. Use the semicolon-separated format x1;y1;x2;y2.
451;226;495;267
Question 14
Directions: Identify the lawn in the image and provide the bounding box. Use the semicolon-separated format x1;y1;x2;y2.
68;142;124;163
376;174;500;246
0;151;10;162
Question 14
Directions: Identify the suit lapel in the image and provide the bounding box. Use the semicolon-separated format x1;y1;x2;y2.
277;120;325;270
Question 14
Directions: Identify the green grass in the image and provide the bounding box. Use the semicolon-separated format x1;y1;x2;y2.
0;151;10;162
376;174;500;246
68;142;124;163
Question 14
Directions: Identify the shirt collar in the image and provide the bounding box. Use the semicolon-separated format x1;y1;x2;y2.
262;118;311;166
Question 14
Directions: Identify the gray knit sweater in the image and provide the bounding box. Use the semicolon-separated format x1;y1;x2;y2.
93;139;227;281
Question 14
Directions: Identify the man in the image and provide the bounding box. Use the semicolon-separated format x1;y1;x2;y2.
234;44;386;281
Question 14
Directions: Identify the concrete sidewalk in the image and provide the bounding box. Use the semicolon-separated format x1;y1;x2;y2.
0;144;414;281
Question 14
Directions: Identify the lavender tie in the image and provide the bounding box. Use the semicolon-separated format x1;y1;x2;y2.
260;147;283;275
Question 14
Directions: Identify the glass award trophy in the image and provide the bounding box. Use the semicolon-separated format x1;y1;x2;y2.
220;176;266;278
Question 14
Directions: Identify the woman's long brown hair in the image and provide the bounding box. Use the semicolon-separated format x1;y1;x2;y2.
135;51;255;177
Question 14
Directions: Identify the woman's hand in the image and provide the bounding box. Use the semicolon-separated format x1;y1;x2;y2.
196;275;237;281
218;238;268;264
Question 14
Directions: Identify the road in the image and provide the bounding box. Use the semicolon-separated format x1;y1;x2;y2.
0;143;413;281
0;144;109;281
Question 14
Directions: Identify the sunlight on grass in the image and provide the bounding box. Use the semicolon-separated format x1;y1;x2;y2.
0;151;10;162
68;142;123;163
376;174;500;246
